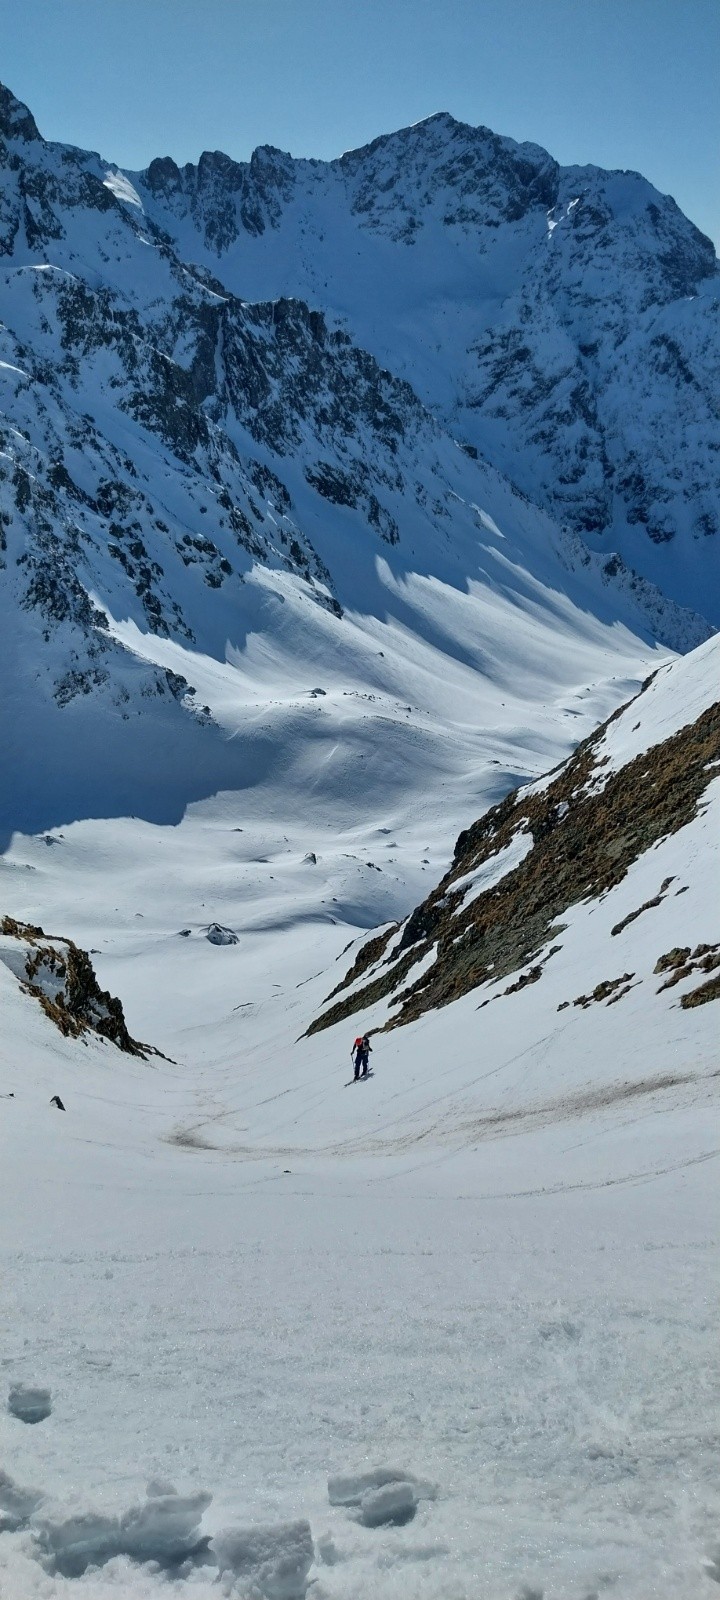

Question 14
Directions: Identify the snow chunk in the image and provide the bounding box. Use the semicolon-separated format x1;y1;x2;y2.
32;1486;211;1577
328;1465;437;1513
358;1481;418;1527
210;1518;314;1598
316;1531;341;1565
0;1468;44;1531
7;1382;51;1424
103;170;144;209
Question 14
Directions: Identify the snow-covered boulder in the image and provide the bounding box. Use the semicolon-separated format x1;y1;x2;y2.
206;923;239;946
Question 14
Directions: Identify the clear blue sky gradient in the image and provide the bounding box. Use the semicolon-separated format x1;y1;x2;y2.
1;0;718;248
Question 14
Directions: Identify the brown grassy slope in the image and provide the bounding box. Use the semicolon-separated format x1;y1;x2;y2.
308;693;720;1036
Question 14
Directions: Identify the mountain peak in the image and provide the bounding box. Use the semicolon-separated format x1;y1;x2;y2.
408;110;462;131
0;82;40;143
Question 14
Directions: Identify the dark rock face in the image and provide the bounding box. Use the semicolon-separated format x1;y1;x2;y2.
0;85;40;143
143;142;297;250
342;116;561;236
144;155;183;195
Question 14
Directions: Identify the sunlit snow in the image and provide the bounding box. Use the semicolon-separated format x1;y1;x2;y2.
0;82;718;1600
103;170;144;209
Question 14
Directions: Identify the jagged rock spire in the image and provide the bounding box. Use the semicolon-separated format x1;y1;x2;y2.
0;83;40;143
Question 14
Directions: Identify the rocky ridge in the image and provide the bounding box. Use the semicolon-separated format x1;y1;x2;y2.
309;637;720;1034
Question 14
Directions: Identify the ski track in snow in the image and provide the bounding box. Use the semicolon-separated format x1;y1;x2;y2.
1;652;720;1599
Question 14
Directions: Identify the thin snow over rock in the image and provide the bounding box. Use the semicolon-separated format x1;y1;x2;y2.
312;637;720;1033
451;828;533;913
0;919;148;1054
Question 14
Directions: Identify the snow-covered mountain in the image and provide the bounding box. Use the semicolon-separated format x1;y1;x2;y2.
0;82;714;853
131;110;720;622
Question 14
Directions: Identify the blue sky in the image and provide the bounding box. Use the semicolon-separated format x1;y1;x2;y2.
1;0;718;247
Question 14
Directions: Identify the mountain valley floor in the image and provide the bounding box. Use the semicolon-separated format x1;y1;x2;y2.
1;725;718;1599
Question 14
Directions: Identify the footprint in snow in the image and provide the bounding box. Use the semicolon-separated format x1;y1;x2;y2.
7;1383;52;1424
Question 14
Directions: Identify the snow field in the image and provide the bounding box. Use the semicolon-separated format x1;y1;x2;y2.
1;696;719;1596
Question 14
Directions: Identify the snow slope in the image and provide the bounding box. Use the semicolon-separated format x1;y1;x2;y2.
1;642;718;1600
311;633;720;1031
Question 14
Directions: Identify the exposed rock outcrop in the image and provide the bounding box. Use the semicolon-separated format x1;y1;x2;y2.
309;650;720;1033
0;916;150;1055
